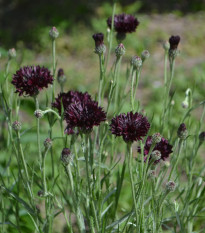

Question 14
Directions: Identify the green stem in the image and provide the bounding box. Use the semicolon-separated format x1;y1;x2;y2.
127;143;138;221
130;69;136;111
52;39;56;101
43;109;61;119
98;54;105;105
114;57;122;112
35;97;42;166
16;131;33;200
64;163;85;232
107;57;121;113
105;1;116;70
5;59;11;92
168;139;183;180
83;135;99;232
161;55;174;132
133;68;142;111
42;147;50;194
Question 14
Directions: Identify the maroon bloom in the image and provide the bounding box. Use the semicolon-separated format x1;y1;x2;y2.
110;112;150;143
11;66;53;97
169;35;180;50
107;14;139;34
92;33;104;47
140;136;173;163
52;91;92;115
64;101;106;134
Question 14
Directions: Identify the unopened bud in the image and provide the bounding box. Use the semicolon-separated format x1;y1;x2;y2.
148;170;156;179
61;148;73;166
171;100;175;106
163;41;170;51
34;109;44;119
177;123;188;140
181;99;188;109
12;121;21;131
199;132;205;143
8;48;16;59
57;68;66;84
152;133;162;144
166;181;176;192
141;50;150;61
151;150;161;161
49;27;59;39
37;190;44;197
93;33;106;55
95;44;106;55
115;43;125;58
163;161;170;168
131;56;142;70
44;138;52;148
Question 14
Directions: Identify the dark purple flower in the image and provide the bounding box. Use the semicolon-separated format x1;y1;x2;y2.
52;91;92;115
140;136;173;163
107;14;139;34
64;101;106;134
92;33;104;47
169;35;180;50
110;112;150;143
11;66;53;97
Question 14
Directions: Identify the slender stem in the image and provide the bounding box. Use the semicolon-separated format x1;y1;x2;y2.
127;143;138;221
130;69;136;111
35;97;42;166
98;54;105;105
105;1;116;70
83;134;99;232
169;139;183;180
133;68;142;111
64;159;85;232
161;57;175;133
43;109;61;119
107;57;121;113
52;39;56;101
5;59;11;92
114;57;122;112
42;147;51;194
16;131;34;201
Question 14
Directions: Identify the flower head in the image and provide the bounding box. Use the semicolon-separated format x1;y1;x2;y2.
11;66;53;97
110;112;150;143
177;123;188;140
64;101;106;134
8;48;16;59
107;14;139;34
12;121;21;131
52;91;92;115
166;181;176;192
92;33;106;55
57;68;66;84
92;33;104;47
44;138;52;148
49;26;59;39
61;148;73;165
169;35;180;50
140;136;173;163
115;43;126;58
